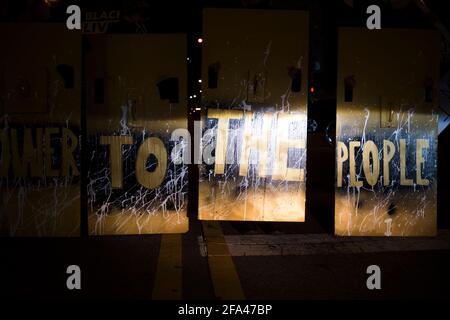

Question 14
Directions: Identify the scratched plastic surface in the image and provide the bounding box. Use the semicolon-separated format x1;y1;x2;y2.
198;9;309;222
85;35;188;235
335;28;439;236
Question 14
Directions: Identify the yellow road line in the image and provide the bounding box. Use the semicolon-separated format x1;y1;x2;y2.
152;234;183;300
202;221;245;300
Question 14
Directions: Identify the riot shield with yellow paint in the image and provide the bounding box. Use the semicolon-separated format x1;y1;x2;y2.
335;28;440;236
86;35;188;235
0;23;81;236
199;9;309;222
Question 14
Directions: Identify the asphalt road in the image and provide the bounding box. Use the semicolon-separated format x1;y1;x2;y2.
1;217;450;300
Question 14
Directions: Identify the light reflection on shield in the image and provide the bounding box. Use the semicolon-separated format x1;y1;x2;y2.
85;35;188;235
198;9;309;222
0;23;81;236
335;28;439;236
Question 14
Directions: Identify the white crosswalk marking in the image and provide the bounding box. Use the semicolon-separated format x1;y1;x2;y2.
198;230;450;257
